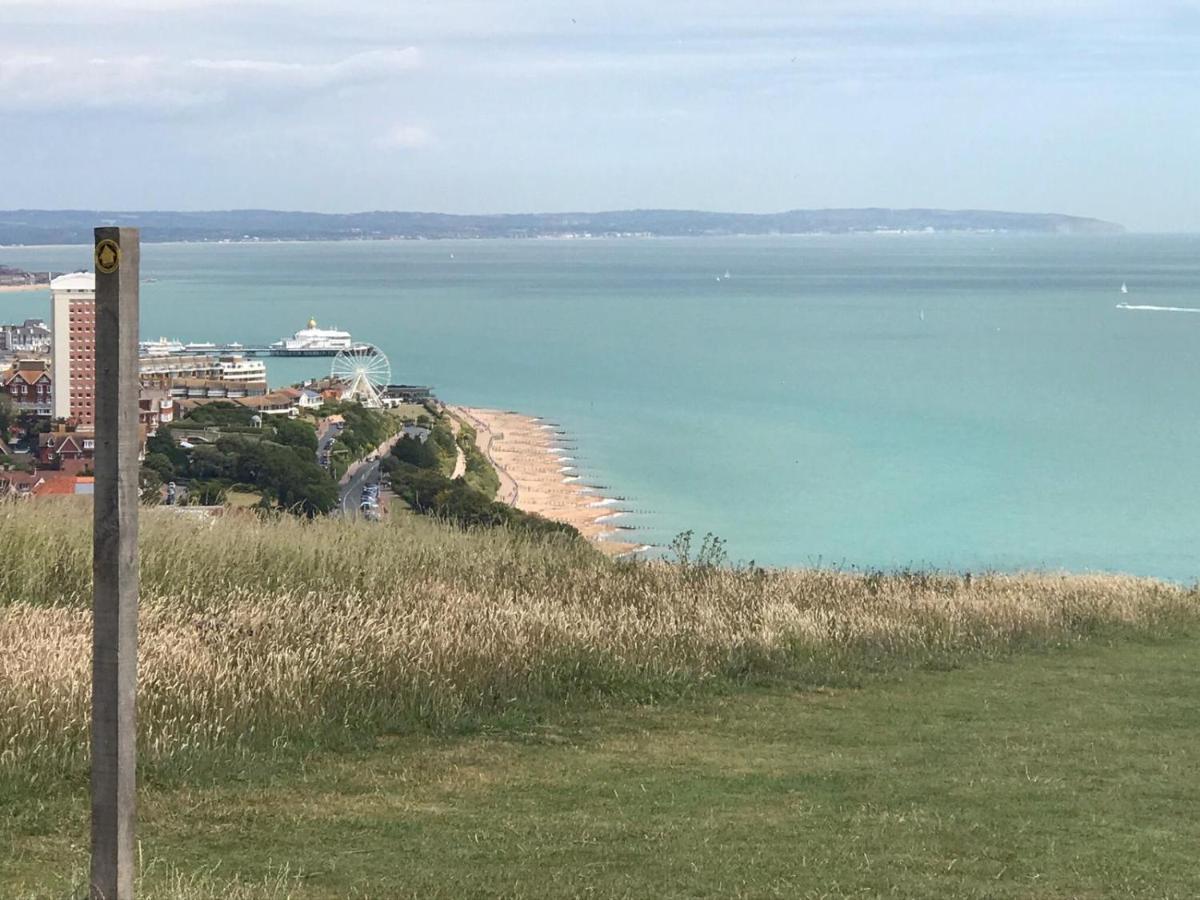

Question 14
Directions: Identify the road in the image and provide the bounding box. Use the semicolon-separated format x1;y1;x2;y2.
336;430;405;519
316;421;338;469
340;455;381;519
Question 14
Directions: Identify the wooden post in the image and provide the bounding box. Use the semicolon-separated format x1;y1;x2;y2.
91;227;140;899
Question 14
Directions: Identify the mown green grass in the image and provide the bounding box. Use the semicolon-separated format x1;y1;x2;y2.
7;633;1200;898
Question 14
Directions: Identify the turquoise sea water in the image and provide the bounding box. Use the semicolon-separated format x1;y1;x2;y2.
3;235;1199;580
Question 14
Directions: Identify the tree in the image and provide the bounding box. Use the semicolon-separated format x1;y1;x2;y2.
390;434;438;470
16;411;50;439
179;401;254;428
139;467;163;505
272;417;318;455
143;452;175;482
188;480;228;506
0;393;15;439
147;430;188;469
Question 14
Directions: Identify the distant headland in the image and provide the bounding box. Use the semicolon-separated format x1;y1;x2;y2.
0;207;1123;245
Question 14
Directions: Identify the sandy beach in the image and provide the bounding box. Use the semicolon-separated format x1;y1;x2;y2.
452;406;640;557
0;284;49;294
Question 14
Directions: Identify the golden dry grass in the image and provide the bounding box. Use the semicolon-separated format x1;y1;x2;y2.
1;499;1195;784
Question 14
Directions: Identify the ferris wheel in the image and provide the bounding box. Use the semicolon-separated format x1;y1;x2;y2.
331;344;391;408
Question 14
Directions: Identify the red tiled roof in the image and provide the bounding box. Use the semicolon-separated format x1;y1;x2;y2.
32;472;77;495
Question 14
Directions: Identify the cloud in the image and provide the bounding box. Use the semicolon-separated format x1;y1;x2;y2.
378;124;433;149
190;48;421;88
0;47;421;111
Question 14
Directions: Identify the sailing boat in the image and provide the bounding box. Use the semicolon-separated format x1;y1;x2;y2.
1116;282;1131;309
1121;282;1128;294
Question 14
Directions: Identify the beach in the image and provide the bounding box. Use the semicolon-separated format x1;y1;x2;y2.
452;406;639;556
0;284;48;294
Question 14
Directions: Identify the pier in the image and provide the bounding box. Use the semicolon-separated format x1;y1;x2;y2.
139;344;363;358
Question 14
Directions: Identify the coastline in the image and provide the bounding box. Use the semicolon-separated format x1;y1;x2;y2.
452;406;642;557
0;284;48;294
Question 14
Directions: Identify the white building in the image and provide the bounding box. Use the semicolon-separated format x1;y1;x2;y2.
217;355;268;383
0;319;51;354
50;272;96;423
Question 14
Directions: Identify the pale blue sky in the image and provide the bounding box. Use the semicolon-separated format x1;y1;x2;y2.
1;1;1197;230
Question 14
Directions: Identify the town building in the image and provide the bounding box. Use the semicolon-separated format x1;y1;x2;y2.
164;377;267;401
39;427;96;474
235;390;300;417
138;387;176;435
50;272;97;425
0;320;51;354
0;470;94;498
0;470;43;498
297;387;324;409
138;353;266;383
2;359;53;418
139;354;221;381
217;355;268;382
384;384;434;403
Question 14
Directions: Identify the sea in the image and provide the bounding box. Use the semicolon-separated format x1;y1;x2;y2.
3;234;1199;581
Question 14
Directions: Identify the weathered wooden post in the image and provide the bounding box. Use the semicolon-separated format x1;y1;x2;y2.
91;227;140;899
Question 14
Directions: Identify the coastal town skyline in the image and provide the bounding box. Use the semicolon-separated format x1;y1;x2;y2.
2;1;1198;231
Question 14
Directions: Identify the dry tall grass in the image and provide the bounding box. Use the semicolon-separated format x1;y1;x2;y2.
1;500;1195;782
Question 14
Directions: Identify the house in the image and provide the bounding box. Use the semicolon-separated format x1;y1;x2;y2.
2;360;53;418
33;472;93;496
38;428;95;474
0;319;51;354
236;391;299;417
297;387;324;409
0;470;42;497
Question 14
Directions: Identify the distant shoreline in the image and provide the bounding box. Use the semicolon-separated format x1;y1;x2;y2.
0;284;48;293
0;230;1141;253
0;206;1124;246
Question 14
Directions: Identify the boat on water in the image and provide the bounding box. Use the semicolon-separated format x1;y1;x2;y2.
270;318;375;356
1121;282;1128;294
139;337;186;357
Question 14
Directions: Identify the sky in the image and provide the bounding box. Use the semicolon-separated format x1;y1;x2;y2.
1;1;1198;230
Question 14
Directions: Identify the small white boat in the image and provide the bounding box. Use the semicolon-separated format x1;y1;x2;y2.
1120;282;1128;294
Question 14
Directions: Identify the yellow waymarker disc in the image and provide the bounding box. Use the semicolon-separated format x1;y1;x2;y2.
95;239;121;274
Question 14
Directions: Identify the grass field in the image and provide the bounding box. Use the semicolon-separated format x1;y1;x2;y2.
2;500;1198;897
7;634;1199;898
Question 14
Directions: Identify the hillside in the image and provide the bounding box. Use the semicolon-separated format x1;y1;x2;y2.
0;207;1123;245
2;502;1194;896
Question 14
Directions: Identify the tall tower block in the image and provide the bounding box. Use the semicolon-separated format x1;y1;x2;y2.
51;272;97;425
